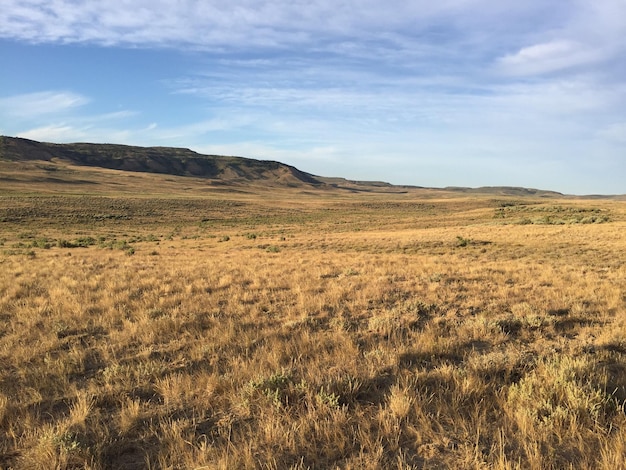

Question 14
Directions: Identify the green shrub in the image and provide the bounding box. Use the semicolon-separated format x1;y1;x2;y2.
32;238;52;249
456;236;470;247
57;237;96;248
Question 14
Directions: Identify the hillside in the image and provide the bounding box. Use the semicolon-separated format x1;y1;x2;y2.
2;135;620;198
0;135;321;187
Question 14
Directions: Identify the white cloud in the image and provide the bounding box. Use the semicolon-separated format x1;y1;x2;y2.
1;1;624;78
3;96;141;144
497;40;609;76
0;1;570;50
88;110;138;122
15;122;151;146
193;142;340;165
493;0;626;77
0;91;89;119
17;124;85;142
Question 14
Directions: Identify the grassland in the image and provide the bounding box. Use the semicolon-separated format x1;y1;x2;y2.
0;174;625;469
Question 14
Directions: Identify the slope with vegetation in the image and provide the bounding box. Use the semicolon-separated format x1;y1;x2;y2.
0;136;321;187
2;135;591;198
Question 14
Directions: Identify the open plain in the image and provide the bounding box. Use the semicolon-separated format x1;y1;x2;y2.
0;163;625;469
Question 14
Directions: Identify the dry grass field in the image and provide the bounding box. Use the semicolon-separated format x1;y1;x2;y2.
0;171;625;469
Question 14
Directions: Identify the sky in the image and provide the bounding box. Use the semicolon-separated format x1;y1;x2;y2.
1;1;625;195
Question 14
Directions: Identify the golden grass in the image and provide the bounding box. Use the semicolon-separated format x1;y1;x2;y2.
0;186;625;469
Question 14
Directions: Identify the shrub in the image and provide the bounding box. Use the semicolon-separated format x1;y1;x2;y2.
456;236;470;247
31;238;52;249
57;237;96;248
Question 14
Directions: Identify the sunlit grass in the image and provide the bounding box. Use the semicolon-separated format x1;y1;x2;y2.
0;188;625;469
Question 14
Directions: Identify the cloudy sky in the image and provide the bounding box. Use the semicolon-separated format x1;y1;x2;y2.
1;1;625;194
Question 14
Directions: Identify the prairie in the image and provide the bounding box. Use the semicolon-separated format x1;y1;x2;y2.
0;177;625;469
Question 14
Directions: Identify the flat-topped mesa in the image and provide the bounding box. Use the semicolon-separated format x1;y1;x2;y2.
0;135;323;186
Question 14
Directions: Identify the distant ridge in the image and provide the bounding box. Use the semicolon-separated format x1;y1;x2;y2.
442;186;564;197
2;136;617;198
0;136;322;187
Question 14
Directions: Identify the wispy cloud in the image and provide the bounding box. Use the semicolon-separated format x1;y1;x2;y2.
0;91;138;143
15;122;151;146
17;124;85;142
494;0;626;78
0;91;89;119
497;40;606;76
0;1;575;52
1;1;625;193
2;2;624;76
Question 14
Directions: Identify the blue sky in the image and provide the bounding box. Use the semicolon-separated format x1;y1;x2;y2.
1;1;625;194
